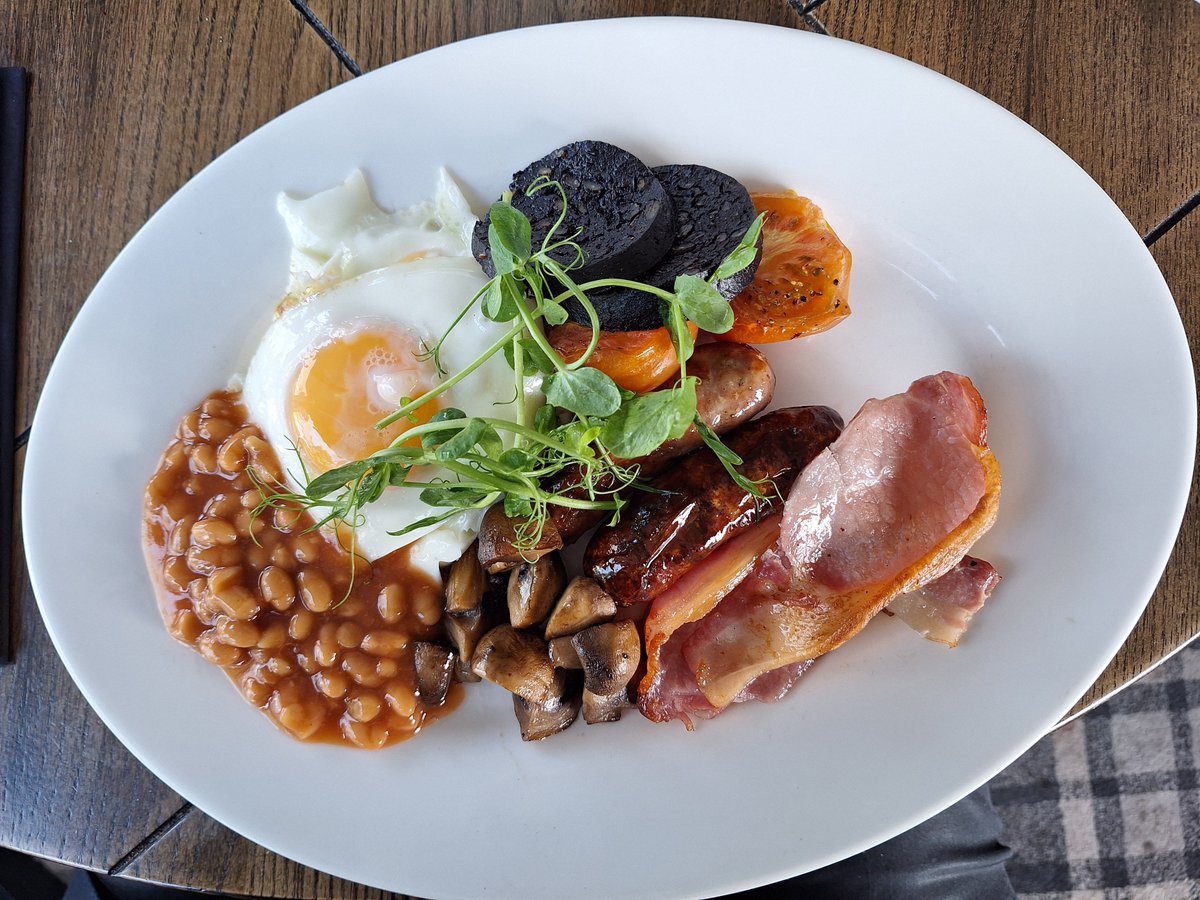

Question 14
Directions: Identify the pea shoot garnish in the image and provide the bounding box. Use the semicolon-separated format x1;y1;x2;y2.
253;177;768;554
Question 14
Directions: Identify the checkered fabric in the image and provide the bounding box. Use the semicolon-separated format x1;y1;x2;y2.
990;643;1200;898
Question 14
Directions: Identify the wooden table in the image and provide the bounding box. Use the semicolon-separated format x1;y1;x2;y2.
1;2;1196;897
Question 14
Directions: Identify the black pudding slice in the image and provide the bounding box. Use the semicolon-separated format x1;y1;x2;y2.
472;140;675;285
566;164;763;332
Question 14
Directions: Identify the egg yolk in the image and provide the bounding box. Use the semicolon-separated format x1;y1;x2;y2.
289;327;439;474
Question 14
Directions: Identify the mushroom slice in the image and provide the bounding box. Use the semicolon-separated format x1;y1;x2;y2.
471;625;564;704
513;691;581;741
572;621;641;697
507;552;567;629
453;655;482;683
444;605;490;664
582;688;633;725
413;642;455;706
477;504;564;574
445;541;487;615
543;576;617;640
548;635;582;669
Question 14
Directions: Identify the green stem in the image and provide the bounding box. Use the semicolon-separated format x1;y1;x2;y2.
552;278;676;304
375;320;525;429
540;258;602;369
515;278;568;374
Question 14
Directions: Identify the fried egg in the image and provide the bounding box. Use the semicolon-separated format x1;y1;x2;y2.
243;170;523;577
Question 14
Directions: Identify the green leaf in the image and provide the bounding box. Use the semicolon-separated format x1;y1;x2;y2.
712;213;766;282
504;493;534;519
420;408;467;449
541;300;569;325
307;460;372;498
482;275;525;322
418;485;492;508
600;379;698;459
435;418;495;461
674;273;734;334
503;335;556;375
664;300;695;366
544;367;622;418
487;202;532;275
533;403;558;434
499;448;535;472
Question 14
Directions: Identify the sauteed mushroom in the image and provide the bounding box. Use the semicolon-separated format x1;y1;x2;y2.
507;552;567;629
572;621;641;724
548;635;582;669
445;541;486;615
513;689;581;741
543;576;616;640
413;642;455;706
471;625;563;705
477;504;563;574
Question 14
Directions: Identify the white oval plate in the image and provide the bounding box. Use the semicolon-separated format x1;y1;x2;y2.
23;18;1195;900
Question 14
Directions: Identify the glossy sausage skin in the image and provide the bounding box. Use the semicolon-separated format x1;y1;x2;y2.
549;342;777;542
584;406;844;606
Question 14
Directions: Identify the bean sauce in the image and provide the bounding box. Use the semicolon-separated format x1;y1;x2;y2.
143;391;460;748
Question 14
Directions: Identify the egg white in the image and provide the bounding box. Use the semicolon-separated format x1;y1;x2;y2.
243;171;528;578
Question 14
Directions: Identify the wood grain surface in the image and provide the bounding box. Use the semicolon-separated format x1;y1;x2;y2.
0;1;1196;897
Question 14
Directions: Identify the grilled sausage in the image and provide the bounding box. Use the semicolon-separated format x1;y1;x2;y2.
548;342;777;542
584;406;844;606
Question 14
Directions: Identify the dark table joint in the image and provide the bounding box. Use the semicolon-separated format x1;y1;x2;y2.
287;0;363;78
1143;186;1200;248
107;802;194;877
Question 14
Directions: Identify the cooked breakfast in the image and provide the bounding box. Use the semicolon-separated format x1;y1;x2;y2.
142;139;1002;746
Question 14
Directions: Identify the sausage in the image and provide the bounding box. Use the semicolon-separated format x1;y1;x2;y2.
584;406;844;606
548;342;777;541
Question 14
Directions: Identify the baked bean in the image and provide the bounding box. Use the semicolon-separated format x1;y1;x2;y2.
191;517;238;548
169;609;204;643
203;492;242;520
201;396;232;419
288;608;315;640
256;619;288;649
377;583;406;623
343;719;389;750
215;616;261;648
384;682;417;719
232;508;265;541
346;692;382;723
212;583;260;621
199;416;235;444
297;569;333;613
376;658;399;680
162;556;194;594
314;639;339;668
266;655;294;678
259;567;296;611
189;444;220;475
240;489;262;509
168;515;196;555
362;631;407;658
315;669;349;699
411;584;444;627
164;493;193;521
217;427;254;474
335;622;363;649
146;469;177;503
244;435;283;482
272;505;303;533
244;544;271;571
197;631;245;667
179;409;202;440
208;565;242;595
240;674;272;707
342;650;381;686
163;442;187;471
294;534;323;565
294;650;320;675
273;697;322;740
270;544;294;569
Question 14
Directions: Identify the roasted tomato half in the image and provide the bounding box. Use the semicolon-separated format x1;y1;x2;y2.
718;193;851;344
547;322;699;394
